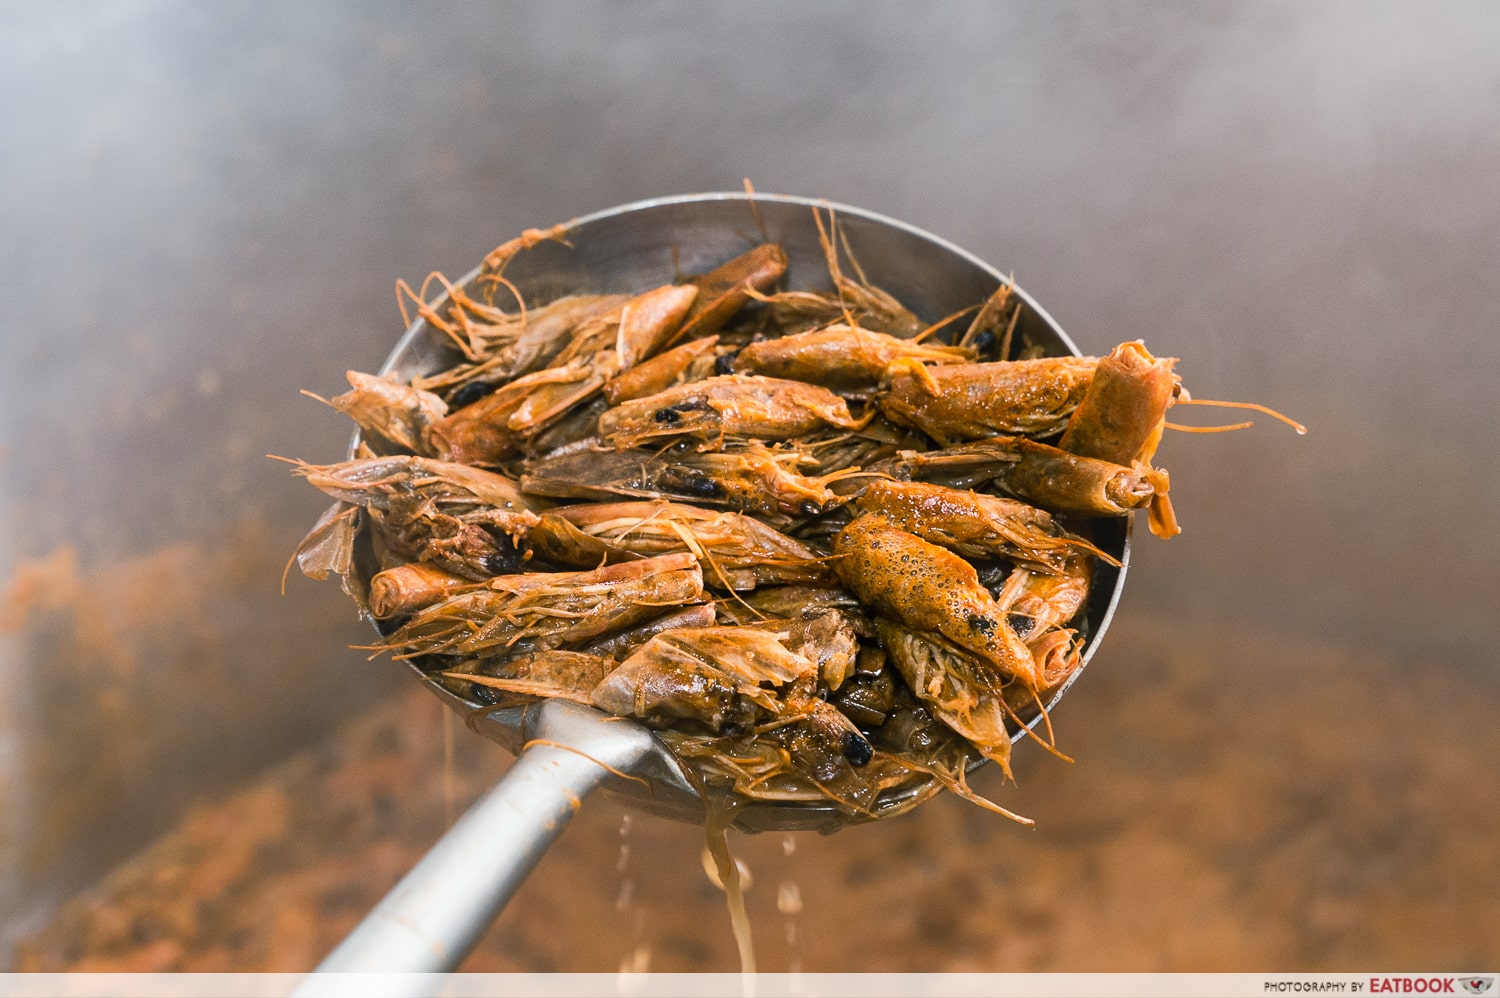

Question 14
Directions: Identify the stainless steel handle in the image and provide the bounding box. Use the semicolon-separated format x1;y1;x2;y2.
293;699;658;989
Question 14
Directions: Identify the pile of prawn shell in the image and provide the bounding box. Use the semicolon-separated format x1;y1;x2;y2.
331;226;1130;827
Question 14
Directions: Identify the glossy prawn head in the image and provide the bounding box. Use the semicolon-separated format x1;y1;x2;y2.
831;514;1044;691
597;375;870;450
1059;340;1182;538
325;371;448;456
425;284;699;464
292;455;538;580
380;552;706;660
548;500;830;590
852;478;1109;573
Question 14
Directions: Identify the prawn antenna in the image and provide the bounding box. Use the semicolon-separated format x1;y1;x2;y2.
299;388;334;408
914;303;980;344
1173;397;1307;435
1163;420;1254;434
742;178;770;245
520;739;652;789
998;282;1021;361
395;278;416;328
812;205;859;329
998;691;1074;764
836;219;873;288
396;276;460;350
910;759;1035;827
478;270;528;320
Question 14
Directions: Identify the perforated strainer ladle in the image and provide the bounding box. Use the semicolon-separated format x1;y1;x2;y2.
297;193;1131;980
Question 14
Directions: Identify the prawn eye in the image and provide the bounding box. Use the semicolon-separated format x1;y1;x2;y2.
841;732;874;767
480;535;523;576
481;553;512;575
467;682;500;706
714;351;739;375
1006;612;1034;638
966;612;997;636
671;471;725;499
449;380;496;408
654;408;682;424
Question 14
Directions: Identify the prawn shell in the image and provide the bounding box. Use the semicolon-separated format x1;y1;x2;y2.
895;439;1156;518
597;375;864;449
1059;340;1178;466
666;243;788;347
733;324;971;392
852;478;1089;573
879;356;1097;444
876;619;1015;779
832;514;1043;690
331;371;447;456
603;335;720;405
369;562;473;618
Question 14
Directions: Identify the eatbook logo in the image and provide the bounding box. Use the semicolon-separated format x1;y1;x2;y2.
1461;979;1494;996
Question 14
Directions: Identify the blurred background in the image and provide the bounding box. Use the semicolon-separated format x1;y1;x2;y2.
2;0;1497;974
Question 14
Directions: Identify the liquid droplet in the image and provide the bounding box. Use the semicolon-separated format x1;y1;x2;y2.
776;880;803;915
617;944;652;986
781;833;797;856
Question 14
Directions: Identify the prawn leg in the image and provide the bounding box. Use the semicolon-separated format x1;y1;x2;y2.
876;620;1014;779
480;222;572;275
957;280;1022;362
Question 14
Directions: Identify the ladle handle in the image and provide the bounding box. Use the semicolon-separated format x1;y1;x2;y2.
293;700;658;991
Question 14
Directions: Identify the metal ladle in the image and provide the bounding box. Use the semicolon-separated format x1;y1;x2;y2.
298;193;1131;979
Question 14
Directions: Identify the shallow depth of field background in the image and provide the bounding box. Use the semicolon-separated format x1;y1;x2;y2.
2;1;1497;972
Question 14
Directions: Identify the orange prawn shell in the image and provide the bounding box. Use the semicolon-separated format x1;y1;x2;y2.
831;515;1043;690
879;356;1098;444
1059;339;1179;467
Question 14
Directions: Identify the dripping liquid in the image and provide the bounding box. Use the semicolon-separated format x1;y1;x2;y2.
442;704;456;827
703;791;756;976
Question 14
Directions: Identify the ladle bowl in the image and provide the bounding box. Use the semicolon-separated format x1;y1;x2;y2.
300;192;1130;982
